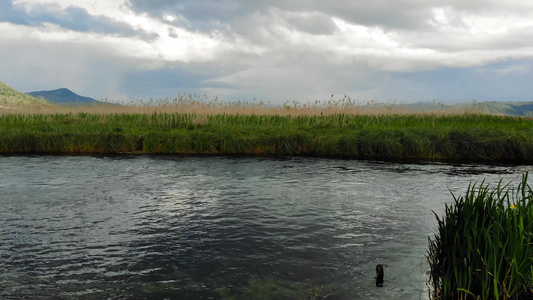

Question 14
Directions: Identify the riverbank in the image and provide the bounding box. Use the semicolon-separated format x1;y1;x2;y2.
1;113;532;162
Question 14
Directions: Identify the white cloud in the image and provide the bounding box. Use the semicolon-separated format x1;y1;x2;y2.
10;0;234;63
162;13;176;23
3;0;533;101
14;0;128;20
10;0;533;70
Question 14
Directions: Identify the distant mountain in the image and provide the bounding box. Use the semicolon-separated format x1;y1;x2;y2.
470;101;533;117
28;88;101;105
389;101;533;117
0;81;51;107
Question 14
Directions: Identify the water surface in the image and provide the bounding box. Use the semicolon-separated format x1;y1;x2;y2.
0;155;530;299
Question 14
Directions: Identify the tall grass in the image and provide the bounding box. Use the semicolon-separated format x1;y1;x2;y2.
0;113;532;161
427;173;533;299
0;94;485;116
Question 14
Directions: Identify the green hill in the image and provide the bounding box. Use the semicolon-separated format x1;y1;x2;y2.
0;81;50;107
471;101;533;117
391;101;533;117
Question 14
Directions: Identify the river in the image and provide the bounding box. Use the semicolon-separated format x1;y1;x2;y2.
0;155;531;299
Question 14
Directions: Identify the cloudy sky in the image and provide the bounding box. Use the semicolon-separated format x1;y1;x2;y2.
1;0;533;103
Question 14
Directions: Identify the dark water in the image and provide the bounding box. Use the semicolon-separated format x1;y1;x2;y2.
0;155;531;299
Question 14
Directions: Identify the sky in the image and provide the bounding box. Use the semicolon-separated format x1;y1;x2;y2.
1;0;533;103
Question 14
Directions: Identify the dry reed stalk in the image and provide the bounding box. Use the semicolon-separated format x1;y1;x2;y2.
0;97;486;116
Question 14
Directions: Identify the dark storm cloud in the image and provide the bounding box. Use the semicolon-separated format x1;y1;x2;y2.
0;2;159;41
57;6;136;35
128;0;251;32
128;0;251;22
0;1;32;25
309;2;432;30
127;0;434;33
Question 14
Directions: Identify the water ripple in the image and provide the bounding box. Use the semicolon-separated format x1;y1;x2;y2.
0;155;531;299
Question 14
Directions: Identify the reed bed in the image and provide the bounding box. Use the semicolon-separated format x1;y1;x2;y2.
0;94;486;116
427;173;533;299
0;111;532;162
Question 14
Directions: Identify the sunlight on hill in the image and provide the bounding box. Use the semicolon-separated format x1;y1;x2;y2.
0;81;50;108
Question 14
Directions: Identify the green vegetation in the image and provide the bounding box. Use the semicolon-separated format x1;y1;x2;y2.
0;81;50;107
427;173;533;299
0;113;532;161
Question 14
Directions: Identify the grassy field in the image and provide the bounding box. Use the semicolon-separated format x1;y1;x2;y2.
0;107;532;162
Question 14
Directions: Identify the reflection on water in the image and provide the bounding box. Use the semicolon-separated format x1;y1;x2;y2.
0;155;531;299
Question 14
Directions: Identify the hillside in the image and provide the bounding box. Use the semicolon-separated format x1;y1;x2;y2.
0;81;50;107
471;101;533;117
28;88;101;105
387;101;533;116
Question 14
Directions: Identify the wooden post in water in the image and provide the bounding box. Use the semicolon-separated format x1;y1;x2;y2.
375;264;385;287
